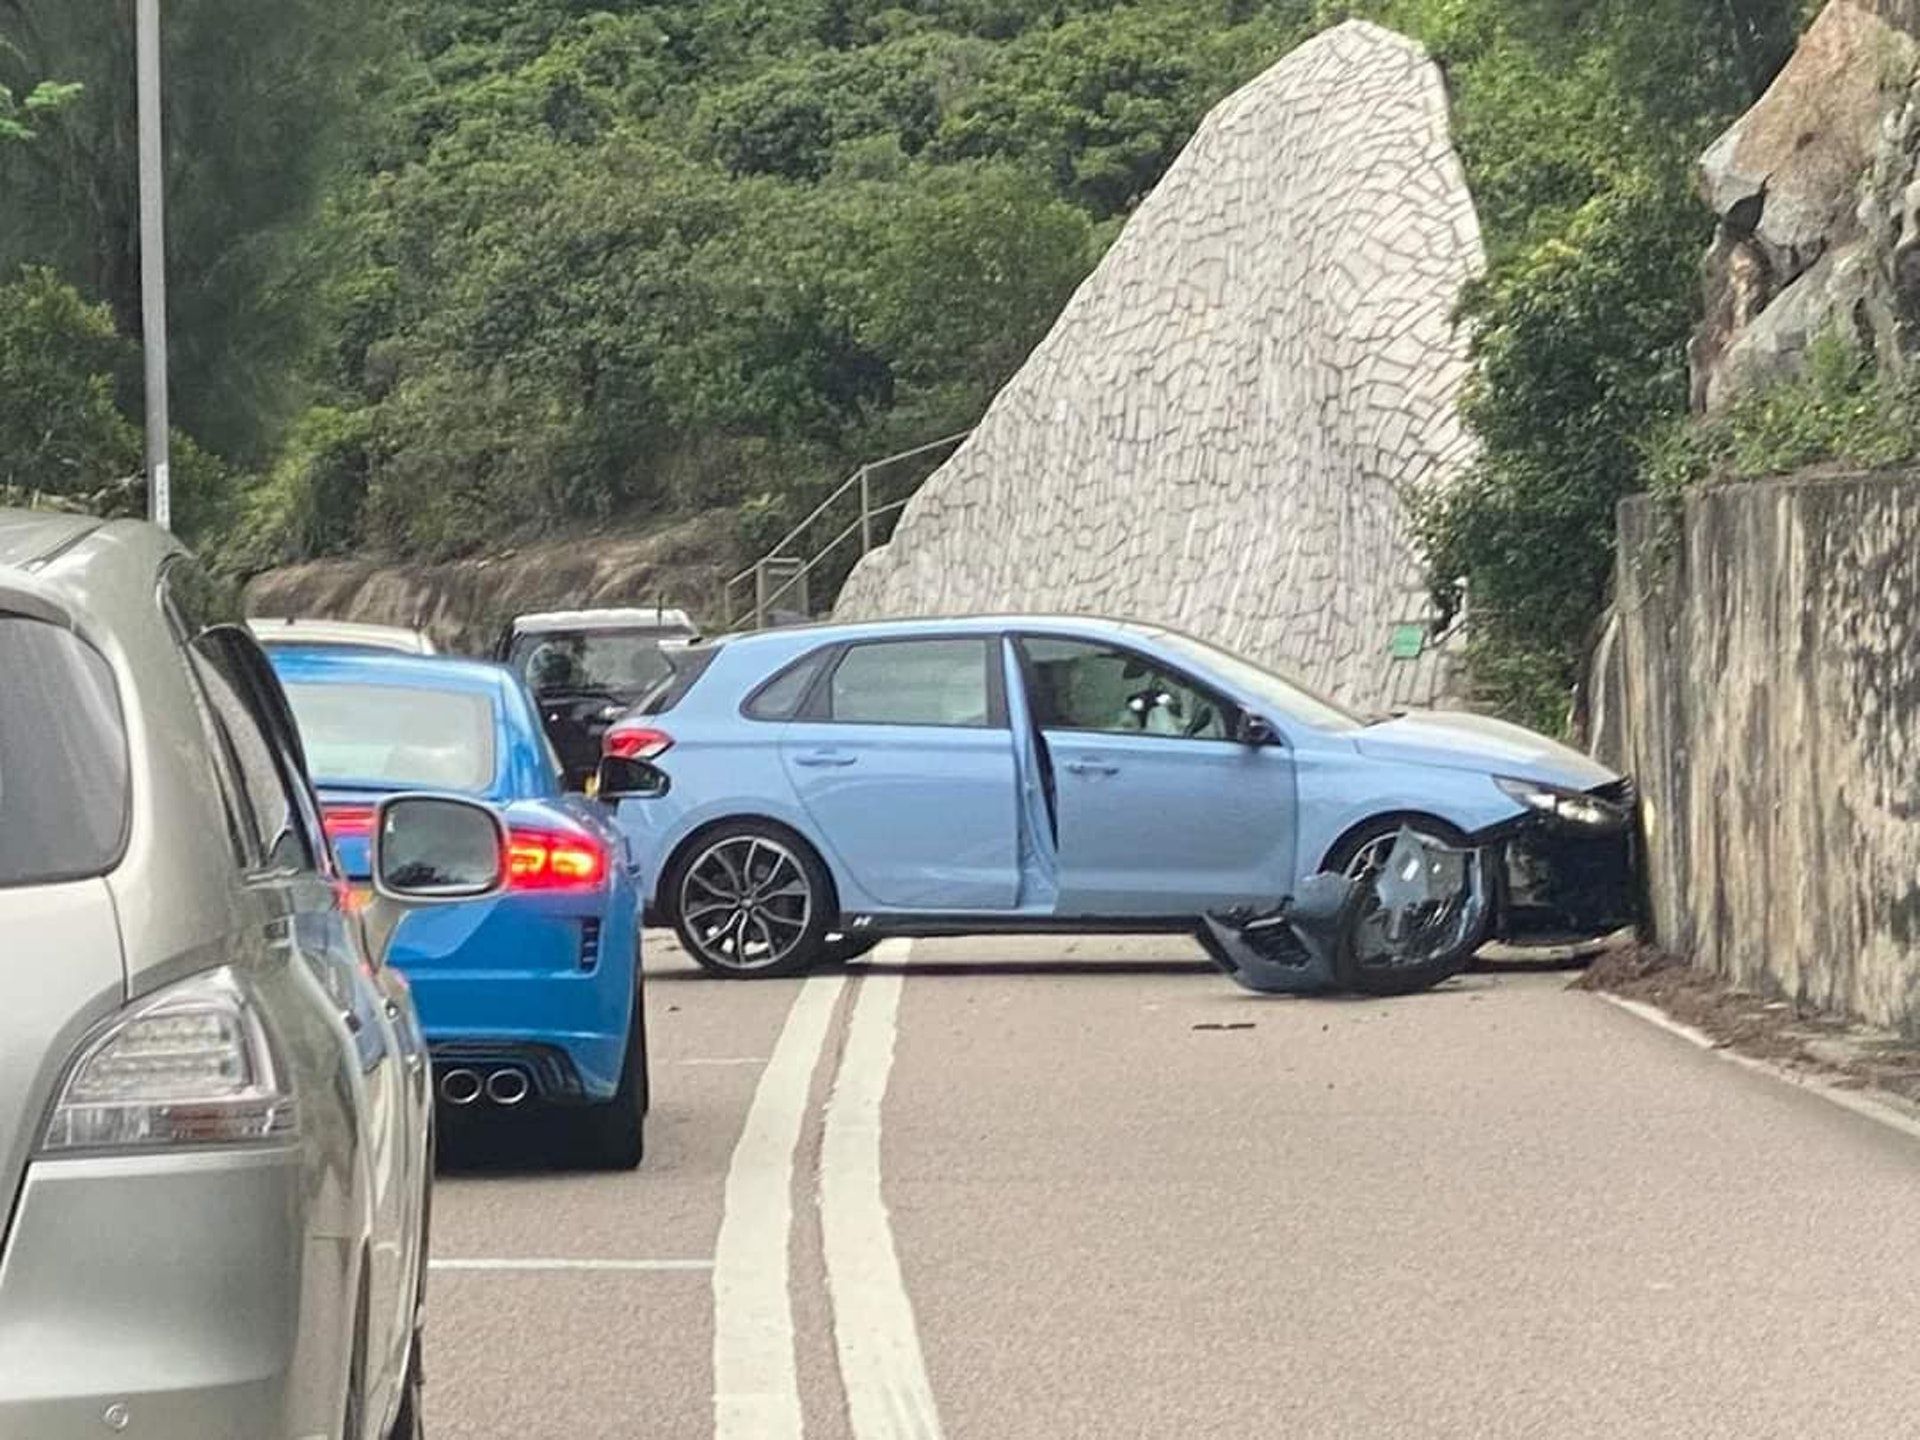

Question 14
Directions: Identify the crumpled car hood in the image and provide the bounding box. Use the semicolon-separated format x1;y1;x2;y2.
1353;710;1618;790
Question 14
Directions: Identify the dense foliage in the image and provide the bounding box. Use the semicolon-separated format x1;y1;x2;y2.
0;0;1812;719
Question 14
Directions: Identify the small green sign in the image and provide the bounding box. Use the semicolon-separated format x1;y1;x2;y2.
1389;623;1426;661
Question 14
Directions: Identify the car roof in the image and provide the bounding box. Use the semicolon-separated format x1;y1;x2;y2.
266;645;517;697
708;613;1163;652
0;509;105;569
248;617;435;652
509;607;697;634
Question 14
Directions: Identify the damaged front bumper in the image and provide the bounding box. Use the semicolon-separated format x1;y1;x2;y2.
1481;778;1640;944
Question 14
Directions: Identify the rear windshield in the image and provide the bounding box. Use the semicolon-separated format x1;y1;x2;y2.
0;617;130;886
282;682;498;793
507;631;687;696
635;644;722;716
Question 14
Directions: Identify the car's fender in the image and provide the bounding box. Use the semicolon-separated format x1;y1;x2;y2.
1290;739;1526;881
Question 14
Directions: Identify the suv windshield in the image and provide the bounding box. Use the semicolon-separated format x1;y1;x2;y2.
508;631;684;697
282;682;498;792
1147;630;1365;731
0;616;130;886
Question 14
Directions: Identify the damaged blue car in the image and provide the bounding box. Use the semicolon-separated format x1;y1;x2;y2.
596;616;1637;996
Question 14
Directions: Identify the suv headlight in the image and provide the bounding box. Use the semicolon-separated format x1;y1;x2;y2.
40;969;297;1153
1494;775;1625;829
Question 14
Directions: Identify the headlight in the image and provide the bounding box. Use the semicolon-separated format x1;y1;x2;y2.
1494;776;1624;829
39;969;297;1153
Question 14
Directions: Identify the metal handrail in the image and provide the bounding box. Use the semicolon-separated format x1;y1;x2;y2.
725;430;969;629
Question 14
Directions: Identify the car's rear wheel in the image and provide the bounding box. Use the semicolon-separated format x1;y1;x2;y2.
574;1004;648;1170
668;822;833;979
1326;816;1488;997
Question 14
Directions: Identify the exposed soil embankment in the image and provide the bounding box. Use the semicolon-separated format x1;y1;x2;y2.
243;512;742;655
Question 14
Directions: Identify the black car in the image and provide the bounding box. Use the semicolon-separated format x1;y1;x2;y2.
495;607;700;788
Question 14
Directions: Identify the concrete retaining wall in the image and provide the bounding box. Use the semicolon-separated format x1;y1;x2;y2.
1602;473;1920;1031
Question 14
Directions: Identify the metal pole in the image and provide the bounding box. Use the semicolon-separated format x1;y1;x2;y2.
135;0;171;529
858;466;873;554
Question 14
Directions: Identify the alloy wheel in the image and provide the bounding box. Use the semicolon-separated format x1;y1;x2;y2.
679;835;815;973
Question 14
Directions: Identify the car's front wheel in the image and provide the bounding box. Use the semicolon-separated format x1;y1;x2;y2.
1326;816;1488;997
668;822;834;979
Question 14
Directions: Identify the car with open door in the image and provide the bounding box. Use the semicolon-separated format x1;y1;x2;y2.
0;510;495;1439
595;615;1637;995
268;645;648;1168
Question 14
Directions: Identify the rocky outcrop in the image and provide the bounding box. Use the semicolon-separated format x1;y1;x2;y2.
1693;0;1920;409
242;512;740;655
836;21;1483;714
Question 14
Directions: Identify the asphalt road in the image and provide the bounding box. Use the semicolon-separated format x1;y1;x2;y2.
424;935;1920;1439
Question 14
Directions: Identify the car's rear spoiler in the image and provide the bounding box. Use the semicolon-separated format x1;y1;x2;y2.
0;566;78;629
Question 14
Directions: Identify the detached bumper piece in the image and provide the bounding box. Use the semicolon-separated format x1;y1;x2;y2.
1205;828;1489;996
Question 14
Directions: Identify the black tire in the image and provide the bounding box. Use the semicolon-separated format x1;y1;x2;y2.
666;820;834;979
818;932;883;966
1324;815;1487;997
386;1339;424;1440
573;1002;648;1171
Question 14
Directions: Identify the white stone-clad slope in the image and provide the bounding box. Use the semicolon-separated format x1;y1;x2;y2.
836;21;1485;713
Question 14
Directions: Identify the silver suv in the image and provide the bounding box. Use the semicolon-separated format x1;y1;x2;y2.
0;512;488;1438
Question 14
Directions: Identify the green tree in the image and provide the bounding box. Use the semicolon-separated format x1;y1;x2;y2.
0;0;394;461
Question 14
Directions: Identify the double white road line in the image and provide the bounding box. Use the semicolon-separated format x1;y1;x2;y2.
713;940;943;1440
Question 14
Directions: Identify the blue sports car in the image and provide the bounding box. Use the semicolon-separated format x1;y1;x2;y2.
270;646;648;1168
596;616;1637;995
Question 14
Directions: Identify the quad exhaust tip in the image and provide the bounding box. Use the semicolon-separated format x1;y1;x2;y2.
440;1068;482;1106
485;1067;532;1107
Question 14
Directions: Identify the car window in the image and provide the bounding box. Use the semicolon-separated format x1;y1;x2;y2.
283;682;498;793
637;644;721;716
161;561;320;875
1018;636;1233;740
187;631;318;873
510;631;683;695
744;647;832;721
825;638;992;728
0;616;131;887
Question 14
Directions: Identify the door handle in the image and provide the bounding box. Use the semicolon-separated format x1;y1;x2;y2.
1064;759;1119;777
793;751;858;768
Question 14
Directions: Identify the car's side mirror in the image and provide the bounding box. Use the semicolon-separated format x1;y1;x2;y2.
594;755;664;804
1236;713;1278;747
360;794;508;965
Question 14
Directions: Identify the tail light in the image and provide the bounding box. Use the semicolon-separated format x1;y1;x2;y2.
40;969;296;1152
322;804;375;843
508;828;609;891
604;724;673;761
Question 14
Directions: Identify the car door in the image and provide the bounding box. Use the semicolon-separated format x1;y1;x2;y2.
1013;633;1297;916
166;572;420;1417
777;635;1021;911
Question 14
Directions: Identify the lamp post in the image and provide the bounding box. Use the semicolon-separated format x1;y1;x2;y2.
135;0;170;529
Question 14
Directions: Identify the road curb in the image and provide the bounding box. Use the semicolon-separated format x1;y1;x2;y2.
1595;992;1920;1147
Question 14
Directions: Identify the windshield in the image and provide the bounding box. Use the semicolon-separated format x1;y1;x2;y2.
283;682;497;793
0;617;130;886
1147;630;1365;731
508;632;683;697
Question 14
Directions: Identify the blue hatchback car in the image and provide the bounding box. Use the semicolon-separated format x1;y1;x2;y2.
271;647;647;1168
597;616;1637;994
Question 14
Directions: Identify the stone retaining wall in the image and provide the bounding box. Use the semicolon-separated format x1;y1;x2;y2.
1601;473;1920;1032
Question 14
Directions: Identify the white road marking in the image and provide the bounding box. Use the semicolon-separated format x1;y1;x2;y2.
431;1258;712;1273
1597;992;1920;1144
821;940;944;1440
713;973;847;1440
